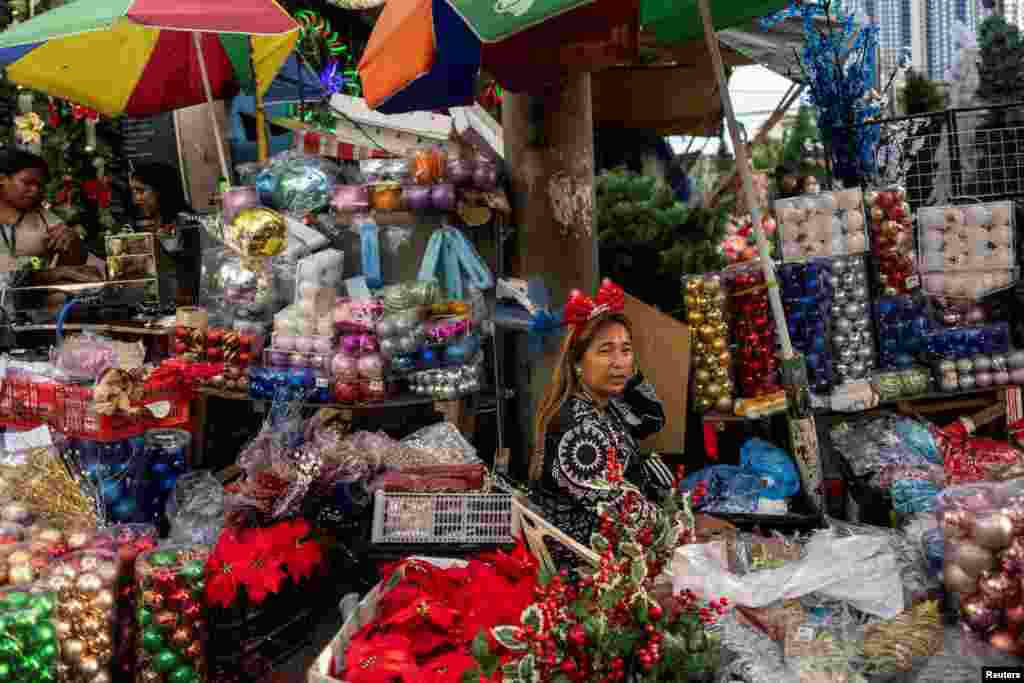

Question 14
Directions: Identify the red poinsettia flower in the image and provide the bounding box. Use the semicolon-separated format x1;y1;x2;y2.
205;529;255;608
267;519;324;581
421;649;478;683
475;538;537;582
239;528;288;604
343;630;421;683
82;178;112;209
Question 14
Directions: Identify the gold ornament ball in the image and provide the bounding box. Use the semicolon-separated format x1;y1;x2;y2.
710;337;727;353
67;531;91;549
90;672;112;683
7;550;30;567
711;290;728;308
78;655;100;676
94;589;115;610
79;615;103;635
35;528;62;545
703;275;722;294
694;382;708;397
692;340;707;356
695;368;711;383
76;573;103;594
8;564;32;584
228;207;287;258
63;599;85;616
685;295;699;310
715;321;729;337
715;397;734;413
55;620;72;638
717;350;732;368
687;310;705;327
686;279;703;295
712;365;730;381
706;382;723;398
63;638;85;661
694;396;713;412
699;324;718;342
693;294;709;310
705;308;724;323
95;562;118;584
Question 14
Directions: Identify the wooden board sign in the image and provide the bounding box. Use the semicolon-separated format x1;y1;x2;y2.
624;293;690;454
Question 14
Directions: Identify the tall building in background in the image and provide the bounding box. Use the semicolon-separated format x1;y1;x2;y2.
925;0;983;81
996;0;1024;29
847;0;927;87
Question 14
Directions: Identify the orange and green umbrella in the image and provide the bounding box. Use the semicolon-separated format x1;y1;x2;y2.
0;0;299;118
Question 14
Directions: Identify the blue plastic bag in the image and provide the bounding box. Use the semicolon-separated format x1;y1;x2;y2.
680;465;764;514
893;417;942;465
739;438;801;500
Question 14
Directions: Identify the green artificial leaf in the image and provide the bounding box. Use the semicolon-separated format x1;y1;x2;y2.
631;558;647;585
552;675;572;683
492;625;528;652
517;653;539;683
537;562;554;587
502;663;522;681
461;667;483;683
620;542;643;559
472;631;491;661
590;533;610;554
521;604;545;632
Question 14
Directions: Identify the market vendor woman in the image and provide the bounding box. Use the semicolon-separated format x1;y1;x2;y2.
0;150;87;273
533;279;732;539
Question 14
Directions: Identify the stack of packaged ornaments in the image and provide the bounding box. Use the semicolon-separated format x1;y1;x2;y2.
407;360;484;401
919;202;1017;299
135;545;209;683
0;586;60;682
938;480;1024;657
866;187;920;295
684;274;734;414
874;295;931;368
934;344;1023;393
725;262;780;398
776;188;868;261
827;256;877;384
778;260;833;393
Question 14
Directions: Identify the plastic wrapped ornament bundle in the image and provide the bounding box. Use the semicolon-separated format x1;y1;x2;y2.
938;480;1024;656
140;430;190;529
134;545;209;683
827;255;877;383
875;295;930;368
923;322;1013;360
263;153;335;217
725;264;780;398
779;260;833;392
206;255;278;322
68;436;145;524
873;367;931;401
248;366;332;403
776;188;867;261
919;202;1016;299
934;348;1023;393
0;587;60;682
35;549;119;683
408;360;484;400
202;328;255;368
685;274;734;414
866;187;919;295
86;524;158;683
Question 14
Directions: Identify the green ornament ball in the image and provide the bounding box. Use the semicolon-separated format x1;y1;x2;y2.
0;638;19;656
153;649;180;674
192;579;205;594
169;664;199;683
142;628;164;653
36;642;57;662
0;661;9;680
138;608;153;627
29;596;54;613
1;594;27;610
31;624;54;644
180;561;204;583
150;551;177;568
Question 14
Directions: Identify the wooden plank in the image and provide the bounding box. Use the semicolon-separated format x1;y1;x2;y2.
173;101;232;211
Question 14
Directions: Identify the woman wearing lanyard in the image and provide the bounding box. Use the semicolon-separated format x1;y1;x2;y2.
0;150;86;273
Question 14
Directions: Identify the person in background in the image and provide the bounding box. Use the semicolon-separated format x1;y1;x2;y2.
129;162;200;306
0;149;88;273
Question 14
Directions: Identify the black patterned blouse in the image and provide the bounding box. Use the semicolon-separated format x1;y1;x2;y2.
541;375;668;504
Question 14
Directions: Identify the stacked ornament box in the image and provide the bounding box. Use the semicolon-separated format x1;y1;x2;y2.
919;202;1017;299
684;274;734;414
779;260;833;393
776;188;868;262
827;256;878;384
866;187;920;295
724;262;780;398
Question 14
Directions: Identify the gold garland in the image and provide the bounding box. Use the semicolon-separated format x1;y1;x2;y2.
862;600;943;673
0;447;99;531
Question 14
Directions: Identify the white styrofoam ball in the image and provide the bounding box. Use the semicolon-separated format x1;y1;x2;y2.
964;205;992;227
990;224;1013;248
991;202;1012;226
919;208;944;231
845;210;864;232
945;207;963;225
846;231;867;253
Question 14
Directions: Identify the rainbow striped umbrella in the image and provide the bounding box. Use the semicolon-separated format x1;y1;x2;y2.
0;0;299;176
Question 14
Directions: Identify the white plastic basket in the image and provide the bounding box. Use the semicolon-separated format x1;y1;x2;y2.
370;489;519;545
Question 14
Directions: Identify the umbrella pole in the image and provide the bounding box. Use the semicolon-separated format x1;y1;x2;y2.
191;32;232;184
696;0;793;360
697;0;814;416
255;90;269;162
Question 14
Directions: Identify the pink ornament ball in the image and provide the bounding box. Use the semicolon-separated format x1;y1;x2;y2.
1010;368;1024;385
273;334;295;351
313;337;334;355
331;353;358;380
334;382;360;404
293;336;314;354
268;350;289;367
357;352;385;379
976;371;994;388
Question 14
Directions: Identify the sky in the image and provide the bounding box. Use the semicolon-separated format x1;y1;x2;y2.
668;64;801;156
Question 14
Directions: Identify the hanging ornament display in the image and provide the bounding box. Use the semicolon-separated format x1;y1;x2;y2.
721;213;777;264
726;262;781;398
827;255;877;384
685;274;734;414
295;9;361;97
918;202;1017;299
776;188;868;262
779;260;834;393
866;187;919;295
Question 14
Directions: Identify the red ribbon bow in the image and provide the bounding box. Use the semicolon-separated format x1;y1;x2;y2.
563;278;625;345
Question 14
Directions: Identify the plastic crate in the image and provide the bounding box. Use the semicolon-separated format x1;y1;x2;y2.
370;490;518;545
0;376;190;441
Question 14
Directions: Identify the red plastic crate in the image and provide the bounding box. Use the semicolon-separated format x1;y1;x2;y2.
0;376;191;442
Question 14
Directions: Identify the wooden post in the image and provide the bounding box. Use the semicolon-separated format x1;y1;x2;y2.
503;73;597;469
255;91;269;163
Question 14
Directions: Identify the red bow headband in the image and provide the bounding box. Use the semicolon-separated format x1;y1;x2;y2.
563;278;625;344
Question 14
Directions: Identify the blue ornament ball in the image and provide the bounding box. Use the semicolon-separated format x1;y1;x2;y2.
112;497;138;521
